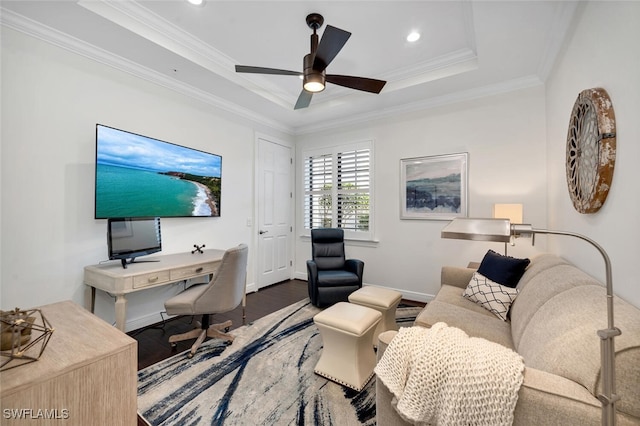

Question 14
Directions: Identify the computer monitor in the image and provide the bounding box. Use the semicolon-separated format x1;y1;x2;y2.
107;217;162;268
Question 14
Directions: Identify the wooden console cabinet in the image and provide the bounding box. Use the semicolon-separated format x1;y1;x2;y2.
0;301;137;425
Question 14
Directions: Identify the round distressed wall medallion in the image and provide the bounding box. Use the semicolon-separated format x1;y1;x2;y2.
566;88;616;213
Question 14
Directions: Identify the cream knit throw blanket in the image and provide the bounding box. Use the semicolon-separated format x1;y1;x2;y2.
375;323;525;426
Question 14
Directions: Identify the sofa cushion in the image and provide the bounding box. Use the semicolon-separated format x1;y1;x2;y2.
514;253;568;290
518;286;604;390
511;263;598;349
512;255;640;419
432;284;497;318
440;266;477;290
316;270;359;286
477;249;530;288
463;272;519;321
415;298;514;349
516;284;640;419
513;367;603;424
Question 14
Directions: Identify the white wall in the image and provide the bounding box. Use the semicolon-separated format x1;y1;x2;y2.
295;86;548;301
0;28;293;330
544;1;640;307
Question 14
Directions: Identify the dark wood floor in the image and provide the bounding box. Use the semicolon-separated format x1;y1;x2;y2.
128;279;310;370
130;279;425;425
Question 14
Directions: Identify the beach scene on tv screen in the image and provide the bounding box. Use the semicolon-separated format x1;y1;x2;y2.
96;125;221;218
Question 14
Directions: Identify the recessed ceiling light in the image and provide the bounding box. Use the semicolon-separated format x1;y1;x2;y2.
187;0;204;5
407;31;421;43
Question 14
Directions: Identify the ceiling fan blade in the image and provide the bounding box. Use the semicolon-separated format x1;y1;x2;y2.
313;25;351;71
294;90;313;110
326;74;387;93
235;65;301;76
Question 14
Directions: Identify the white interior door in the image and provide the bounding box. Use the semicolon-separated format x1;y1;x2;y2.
257;138;292;288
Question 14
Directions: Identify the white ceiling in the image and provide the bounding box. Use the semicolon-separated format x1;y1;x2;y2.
1;1;579;135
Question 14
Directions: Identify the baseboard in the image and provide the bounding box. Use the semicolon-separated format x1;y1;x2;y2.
294;271;307;281
293;271;433;304
364;284;433;304
125;281;258;332
246;281;258;294
126;311;169;332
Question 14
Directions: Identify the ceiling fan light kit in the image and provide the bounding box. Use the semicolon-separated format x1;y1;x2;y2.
303;74;325;93
235;13;386;109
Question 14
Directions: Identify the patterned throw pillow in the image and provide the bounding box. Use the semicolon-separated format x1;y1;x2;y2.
463;272;519;321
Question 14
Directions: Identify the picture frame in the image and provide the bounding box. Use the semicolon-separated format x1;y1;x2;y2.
400;152;468;220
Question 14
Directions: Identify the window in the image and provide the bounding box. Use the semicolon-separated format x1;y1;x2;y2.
303;141;373;240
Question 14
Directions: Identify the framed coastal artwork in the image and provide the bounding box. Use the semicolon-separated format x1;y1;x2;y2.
400;152;468;220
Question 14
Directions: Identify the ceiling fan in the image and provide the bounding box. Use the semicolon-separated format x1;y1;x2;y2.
235;13;387;110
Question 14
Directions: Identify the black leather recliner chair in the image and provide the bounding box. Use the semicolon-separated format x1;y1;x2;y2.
306;228;364;307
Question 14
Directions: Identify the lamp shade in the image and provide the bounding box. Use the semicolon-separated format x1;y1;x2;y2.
441;218;511;243
493;204;523;224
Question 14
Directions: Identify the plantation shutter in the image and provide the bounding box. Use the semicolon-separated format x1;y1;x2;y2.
337;148;370;231
303;142;373;239
304;153;333;229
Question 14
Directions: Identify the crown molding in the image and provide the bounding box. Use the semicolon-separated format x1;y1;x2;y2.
1;7;293;135
77;0;297;108
294;75;544;135
383;48;478;93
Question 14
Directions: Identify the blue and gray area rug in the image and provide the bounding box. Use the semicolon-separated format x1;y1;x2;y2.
138;299;421;425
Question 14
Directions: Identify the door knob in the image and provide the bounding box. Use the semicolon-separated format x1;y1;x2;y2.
259;230;268;234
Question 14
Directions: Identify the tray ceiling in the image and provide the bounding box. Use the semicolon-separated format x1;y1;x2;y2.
1;1;579;134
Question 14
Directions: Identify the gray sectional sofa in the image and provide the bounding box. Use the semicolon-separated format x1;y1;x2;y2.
376;254;640;425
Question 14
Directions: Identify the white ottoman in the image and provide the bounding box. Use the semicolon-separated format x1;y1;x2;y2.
313;302;382;391
348;286;402;347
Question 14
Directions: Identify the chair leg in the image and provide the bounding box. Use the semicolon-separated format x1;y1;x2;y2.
168;328;205;344
168;317;234;357
188;329;209;358
206;320;234;343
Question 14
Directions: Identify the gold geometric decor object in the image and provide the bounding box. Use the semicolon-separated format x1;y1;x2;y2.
566;87;616;214
1;307;54;371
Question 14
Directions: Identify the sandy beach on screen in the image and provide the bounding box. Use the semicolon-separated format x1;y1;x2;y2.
193;182;218;216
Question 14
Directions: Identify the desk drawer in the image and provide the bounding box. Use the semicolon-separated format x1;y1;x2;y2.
132;271;171;289
171;263;216;281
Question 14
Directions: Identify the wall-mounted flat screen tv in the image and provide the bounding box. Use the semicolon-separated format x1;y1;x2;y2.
95;124;221;218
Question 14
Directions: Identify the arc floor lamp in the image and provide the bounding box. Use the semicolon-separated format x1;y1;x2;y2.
441;218;621;426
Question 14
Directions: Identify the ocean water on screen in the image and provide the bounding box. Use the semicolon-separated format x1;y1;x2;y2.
96;164;206;217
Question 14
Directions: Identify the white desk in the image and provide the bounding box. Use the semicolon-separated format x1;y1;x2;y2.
84;249;226;331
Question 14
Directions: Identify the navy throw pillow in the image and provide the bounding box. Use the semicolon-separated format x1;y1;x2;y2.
477;249;530;288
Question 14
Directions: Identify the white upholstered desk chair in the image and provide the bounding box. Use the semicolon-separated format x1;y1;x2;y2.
164;243;248;358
